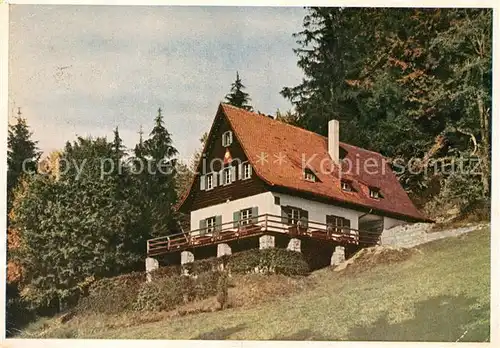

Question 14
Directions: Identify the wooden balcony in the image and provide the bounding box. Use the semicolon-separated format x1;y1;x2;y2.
147;214;381;257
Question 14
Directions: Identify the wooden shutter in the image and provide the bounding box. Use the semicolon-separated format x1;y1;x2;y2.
281;206;290;224
215;215;222;231
199;219;207;236
238;163;243;180
251;206;258;224
233;211;240;228
219;170;224;185
231;166;236;182
212;173;218;188
343;218;351;233
300;209;309;228
200;175;206;190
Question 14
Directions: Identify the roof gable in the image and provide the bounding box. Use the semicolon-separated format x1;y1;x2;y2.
220;103;427;221
178;103;428;222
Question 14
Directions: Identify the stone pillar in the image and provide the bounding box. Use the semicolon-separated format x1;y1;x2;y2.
181;250;195;265
145;257;159;282
287;238;301;252
259;235;275;249
331;246;345;266
217;243;232;257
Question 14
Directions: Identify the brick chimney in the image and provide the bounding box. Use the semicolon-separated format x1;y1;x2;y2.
328;120;339;164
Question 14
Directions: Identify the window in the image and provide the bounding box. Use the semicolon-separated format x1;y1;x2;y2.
274;196;281;205
282;206;308;227
222;131;233;147
326;215;351;234
206;174;214;190
223;167;232;185
341;180;352;192
240;208;252;226
233;207;258;228
200;173;217;191
290;209;301;225
206;216;216;233
369;187;381;199
242;162;252;179
304;168;316;182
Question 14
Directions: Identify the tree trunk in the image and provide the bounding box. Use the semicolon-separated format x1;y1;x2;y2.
477;94;490;197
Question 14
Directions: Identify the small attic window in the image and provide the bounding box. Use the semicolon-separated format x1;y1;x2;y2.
304;168;317;182
222;131;233;147
341;180;353;192
369;187;382;199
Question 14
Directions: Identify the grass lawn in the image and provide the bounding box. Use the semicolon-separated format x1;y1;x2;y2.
20;227;490;341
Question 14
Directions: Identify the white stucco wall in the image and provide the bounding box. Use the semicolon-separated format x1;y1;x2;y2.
190;191;411;235
190;192;276;231
271;193;362;230
190;191;364;232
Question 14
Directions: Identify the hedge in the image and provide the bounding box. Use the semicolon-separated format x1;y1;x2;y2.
76;271;145;314
228;248;310;276
76;247;310;314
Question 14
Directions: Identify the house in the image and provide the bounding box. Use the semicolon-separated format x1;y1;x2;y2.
146;103;430;270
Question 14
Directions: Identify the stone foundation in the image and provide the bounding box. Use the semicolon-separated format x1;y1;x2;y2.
217;243;232;257
259;235;275;249
287;238;301;252
380;222;488;248
145;257;159;282
331;246;345;266
180;250;195;264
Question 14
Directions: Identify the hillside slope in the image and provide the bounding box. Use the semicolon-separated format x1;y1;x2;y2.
20;227;490;341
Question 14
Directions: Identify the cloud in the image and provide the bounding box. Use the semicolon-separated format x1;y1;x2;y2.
9;5;306;160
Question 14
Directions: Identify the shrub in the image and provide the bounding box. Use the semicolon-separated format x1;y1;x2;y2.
76;272;145;314
194;271;220;299
216;271;229;310
228;250;261;273
74;247;309;316
133;276;187;312
150;264;181;278
228;248;310;276
182;257;220;275
133;272;220;312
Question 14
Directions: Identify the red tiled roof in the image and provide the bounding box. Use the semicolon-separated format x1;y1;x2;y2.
177;103;428;222
220;104;428;222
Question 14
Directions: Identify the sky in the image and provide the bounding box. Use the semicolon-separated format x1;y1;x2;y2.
8;5;306;162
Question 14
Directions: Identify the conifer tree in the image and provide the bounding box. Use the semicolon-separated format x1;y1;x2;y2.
7;111;40;210
225;72;253;111
133;125;145;159
140;108;180;237
112;126;126;160
13;136;144;313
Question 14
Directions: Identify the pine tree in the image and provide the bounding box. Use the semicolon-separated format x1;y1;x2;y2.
133;125;145;159
144;108;178;162
7;112;40;210
13;136;144;313
112;126;126;160
282;7;492;215
225;72;253;111
141;108;180;237
276;109;300;126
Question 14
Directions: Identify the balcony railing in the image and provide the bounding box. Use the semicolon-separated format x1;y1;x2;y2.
147;213;381;257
